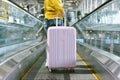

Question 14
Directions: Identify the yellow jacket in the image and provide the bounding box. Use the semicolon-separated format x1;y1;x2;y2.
44;0;65;20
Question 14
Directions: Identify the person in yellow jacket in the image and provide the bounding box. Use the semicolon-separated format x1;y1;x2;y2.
44;0;65;30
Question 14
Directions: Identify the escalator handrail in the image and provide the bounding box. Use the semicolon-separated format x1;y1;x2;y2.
72;0;113;26
6;0;43;23
0;40;46;66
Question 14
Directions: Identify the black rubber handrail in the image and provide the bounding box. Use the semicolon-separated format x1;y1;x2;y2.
8;0;42;23
72;0;113;26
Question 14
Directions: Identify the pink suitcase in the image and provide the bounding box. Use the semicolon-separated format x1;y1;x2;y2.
46;26;76;71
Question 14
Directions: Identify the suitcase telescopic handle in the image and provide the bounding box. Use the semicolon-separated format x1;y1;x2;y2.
56;14;66;27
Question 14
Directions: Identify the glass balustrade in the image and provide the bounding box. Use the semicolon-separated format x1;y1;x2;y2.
75;0;120;57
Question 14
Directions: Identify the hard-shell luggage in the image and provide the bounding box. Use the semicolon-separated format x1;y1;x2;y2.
46;26;76;71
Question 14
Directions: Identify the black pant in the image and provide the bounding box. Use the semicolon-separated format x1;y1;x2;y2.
46;19;63;30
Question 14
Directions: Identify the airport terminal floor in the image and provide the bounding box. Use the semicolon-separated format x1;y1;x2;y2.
0;0;120;80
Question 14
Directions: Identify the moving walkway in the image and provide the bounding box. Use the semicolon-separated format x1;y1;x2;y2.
0;0;120;80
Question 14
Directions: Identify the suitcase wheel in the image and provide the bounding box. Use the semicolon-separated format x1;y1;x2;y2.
48;68;52;72
68;68;72;70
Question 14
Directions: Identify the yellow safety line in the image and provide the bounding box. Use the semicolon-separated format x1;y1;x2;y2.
77;53;101;80
21;53;44;80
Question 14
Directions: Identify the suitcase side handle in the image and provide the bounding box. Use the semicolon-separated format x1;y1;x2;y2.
56;14;66;27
